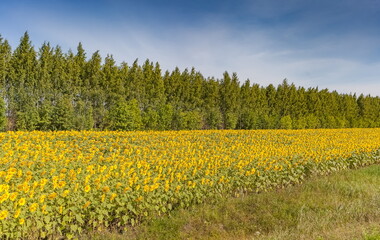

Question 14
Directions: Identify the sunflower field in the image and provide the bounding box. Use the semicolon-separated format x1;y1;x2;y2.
0;129;380;239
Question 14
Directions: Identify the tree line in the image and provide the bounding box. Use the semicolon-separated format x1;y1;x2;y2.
0;32;379;131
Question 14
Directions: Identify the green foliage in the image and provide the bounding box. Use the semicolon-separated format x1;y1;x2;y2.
143;107;160;130
37;101;53;131
0;95;5;131
107;99;143;131
157;104;174;130
262;114;278;129
293;116;307;129
240;112;260;129
73;100;94;130
225;111;238;129
220;72;240;129
279;115;293;129
16;103;39;131
204;107;222;129
178;110;203;130
51;97;74;130
1;32;380;131
0;35;11;89
326;115;338;128
305;114;320;129
336;117;349;128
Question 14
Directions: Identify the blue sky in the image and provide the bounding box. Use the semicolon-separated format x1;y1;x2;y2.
1;0;380;96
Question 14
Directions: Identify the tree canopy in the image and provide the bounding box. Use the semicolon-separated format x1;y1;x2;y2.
1;32;380;131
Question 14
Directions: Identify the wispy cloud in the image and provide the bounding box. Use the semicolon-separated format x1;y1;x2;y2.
2;0;380;96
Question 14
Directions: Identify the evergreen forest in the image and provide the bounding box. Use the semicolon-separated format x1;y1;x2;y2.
0;32;379;131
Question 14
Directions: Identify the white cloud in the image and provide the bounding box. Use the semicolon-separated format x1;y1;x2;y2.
4;5;380;97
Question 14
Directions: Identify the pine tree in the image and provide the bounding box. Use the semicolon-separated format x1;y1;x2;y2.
305;87;322;128
251;84;268;129
164;67;182;110
51;46;69;96
203;77;222;129
220;72;240;129
0;35;11;90
143;60;165;109
72;42;86;96
0;36;11;130
239;80;257;129
85;50;102;91
36;42;55;129
357;94;377;127
2;32;380;131
36;42;54;98
264;84;279;128
188;68;204;110
9;32;39;130
103;54;123;103
292;87;308;129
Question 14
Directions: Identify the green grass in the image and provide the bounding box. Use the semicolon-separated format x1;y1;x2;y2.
85;164;380;240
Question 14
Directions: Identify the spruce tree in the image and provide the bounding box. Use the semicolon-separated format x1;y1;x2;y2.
0;36;11;130
51;46;69;96
1;32;380;131
203;77;222;129
9;32;38;130
220;72;240;129
0;35;11;90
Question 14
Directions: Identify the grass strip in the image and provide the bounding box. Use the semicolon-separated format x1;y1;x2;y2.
87;164;380;240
